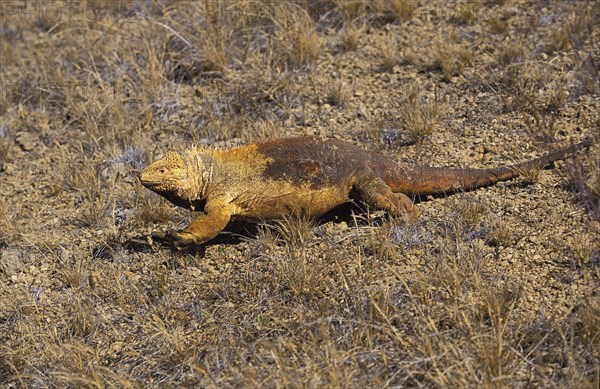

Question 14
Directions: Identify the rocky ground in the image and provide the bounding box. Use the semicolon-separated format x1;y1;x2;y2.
0;1;599;387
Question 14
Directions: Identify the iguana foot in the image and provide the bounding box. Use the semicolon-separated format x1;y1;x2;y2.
352;175;419;220
167;230;199;247
150;230;198;248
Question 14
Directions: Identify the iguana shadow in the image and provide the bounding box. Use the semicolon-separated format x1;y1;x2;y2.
122;178;544;255
122;202;371;255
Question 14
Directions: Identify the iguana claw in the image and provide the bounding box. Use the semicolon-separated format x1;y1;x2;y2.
167;230;198;247
149;230;197;248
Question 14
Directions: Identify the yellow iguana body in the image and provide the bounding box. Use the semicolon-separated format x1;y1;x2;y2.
140;136;589;246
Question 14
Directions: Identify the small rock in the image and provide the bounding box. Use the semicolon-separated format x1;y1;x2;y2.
15;131;38;151
3;163;15;174
1;248;25;277
430;132;445;145
60;249;73;262
358;102;370;119
20;273;33;285
111;342;124;354
526;293;535;303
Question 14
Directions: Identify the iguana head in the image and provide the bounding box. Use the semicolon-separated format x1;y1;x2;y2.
141;149;212;210
140;151;188;197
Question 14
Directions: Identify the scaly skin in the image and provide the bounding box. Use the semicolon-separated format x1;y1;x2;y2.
140;136;590;247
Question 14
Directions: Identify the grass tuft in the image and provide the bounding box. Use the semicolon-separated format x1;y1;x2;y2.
0;126;11;164
272;4;322;69
339;22;363;51
380;39;401;72
393;83;447;144
324;80;351;107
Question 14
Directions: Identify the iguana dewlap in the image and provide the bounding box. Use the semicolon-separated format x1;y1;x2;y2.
140;136;589;246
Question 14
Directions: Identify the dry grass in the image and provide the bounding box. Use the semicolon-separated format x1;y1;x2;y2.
398;85;444;142
0;0;598;387
380;38;401;72
0;201;20;245
566;142;600;221
323;79;351;107
0;126;11;164
485;219;515;247
452;2;481;25
334;0;417;23
339;22;363;52
271;3;323;68
429;39;474;81
373;82;448;146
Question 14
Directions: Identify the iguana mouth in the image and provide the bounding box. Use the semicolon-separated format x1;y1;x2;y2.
140;169;161;185
139;177;155;188
139;177;166;194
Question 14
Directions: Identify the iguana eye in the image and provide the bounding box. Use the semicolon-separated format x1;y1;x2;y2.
159;169;165;174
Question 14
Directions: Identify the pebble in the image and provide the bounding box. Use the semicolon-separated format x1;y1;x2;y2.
358;102;370;119
526;293;535;303
1;248;24;276
3;163;15;174
29;265;39;275
15;131;38;151
111;342;124;353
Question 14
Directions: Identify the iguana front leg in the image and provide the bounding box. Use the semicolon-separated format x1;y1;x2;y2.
167;198;231;247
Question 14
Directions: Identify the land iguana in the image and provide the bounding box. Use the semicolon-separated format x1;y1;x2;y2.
140;136;590;247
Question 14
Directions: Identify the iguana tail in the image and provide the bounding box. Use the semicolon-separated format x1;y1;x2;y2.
388;139;592;196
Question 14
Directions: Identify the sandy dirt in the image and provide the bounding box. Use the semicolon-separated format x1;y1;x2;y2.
0;1;598;387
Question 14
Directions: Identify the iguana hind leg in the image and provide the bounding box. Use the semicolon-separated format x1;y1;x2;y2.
352;175;419;219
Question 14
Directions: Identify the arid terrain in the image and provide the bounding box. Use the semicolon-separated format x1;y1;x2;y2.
0;0;599;387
